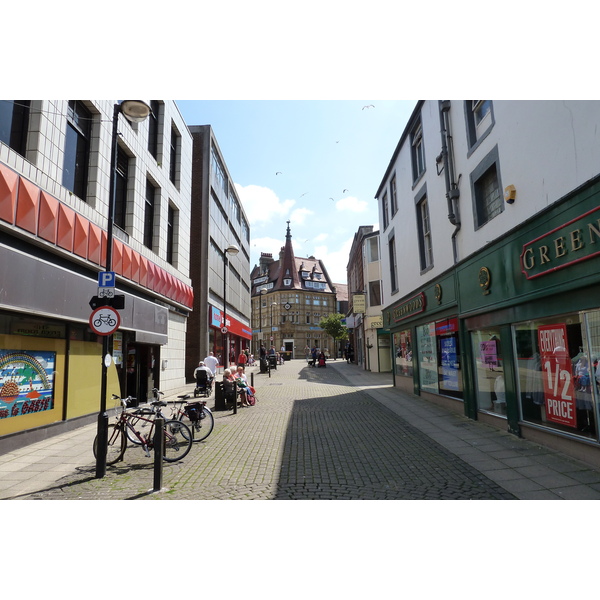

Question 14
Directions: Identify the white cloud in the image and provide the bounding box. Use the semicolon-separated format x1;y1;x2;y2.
235;183;295;225
290;207;315;225
335;195;369;213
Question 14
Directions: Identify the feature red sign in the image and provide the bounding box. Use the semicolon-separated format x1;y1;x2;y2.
538;324;576;428
89;306;121;336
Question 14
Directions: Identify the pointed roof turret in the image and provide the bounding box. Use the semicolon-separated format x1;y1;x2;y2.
275;220;300;289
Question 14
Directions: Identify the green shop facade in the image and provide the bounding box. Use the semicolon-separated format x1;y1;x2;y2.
384;175;600;466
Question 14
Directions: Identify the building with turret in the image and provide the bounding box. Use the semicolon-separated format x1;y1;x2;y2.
250;222;343;359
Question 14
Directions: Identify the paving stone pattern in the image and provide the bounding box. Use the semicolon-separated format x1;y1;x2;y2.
28;361;515;500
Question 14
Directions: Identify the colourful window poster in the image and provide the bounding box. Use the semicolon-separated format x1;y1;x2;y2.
537;324;576;428
440;336;458;391
0;350;56;419
479;340;498;369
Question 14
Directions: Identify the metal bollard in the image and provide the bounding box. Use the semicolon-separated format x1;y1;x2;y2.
153;417;164;492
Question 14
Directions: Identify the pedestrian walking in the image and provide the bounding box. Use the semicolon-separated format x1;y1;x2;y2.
203;351;219;376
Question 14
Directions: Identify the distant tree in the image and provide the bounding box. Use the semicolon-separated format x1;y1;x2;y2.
319;313;349;358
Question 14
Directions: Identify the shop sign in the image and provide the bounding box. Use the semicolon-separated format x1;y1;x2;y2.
520;206;600;279
538;324;576;428
11;321;65;338
353;294;366;314
392;293;426;323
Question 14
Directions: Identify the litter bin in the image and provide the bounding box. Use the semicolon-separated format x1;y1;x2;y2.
214;381;227;411
268;355;277;370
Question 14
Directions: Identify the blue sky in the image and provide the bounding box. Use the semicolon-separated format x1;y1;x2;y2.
177;100;416;283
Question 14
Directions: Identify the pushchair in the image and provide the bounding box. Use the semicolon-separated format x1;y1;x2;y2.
194;369;213;398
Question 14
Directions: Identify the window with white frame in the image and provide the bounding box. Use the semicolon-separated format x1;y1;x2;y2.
465;100;494;152
388;234;398;293
367;237;379;262
411;120;425;183
382;192;389;230
416;194;433;271
390;175;398;216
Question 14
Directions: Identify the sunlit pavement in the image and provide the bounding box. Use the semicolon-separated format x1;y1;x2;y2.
3;359;600;500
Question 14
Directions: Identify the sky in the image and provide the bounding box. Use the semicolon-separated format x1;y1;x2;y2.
176;99;416;283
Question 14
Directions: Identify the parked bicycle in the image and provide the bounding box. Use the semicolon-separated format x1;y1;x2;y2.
171;393;215;442
93;394;193;465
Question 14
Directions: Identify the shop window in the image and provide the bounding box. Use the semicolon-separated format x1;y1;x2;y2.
514;312;597;440
470;328;507;416
416;318;463;399
394;329;413;377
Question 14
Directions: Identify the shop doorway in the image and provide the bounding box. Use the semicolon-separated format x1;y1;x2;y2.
124;343;159;404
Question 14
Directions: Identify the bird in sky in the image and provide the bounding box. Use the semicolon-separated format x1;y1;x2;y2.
300;192;308;197
329;197;335;201
343;189;349;193
362;104;374;110
276;171;282;175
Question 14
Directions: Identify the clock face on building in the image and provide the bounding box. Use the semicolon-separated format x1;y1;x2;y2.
284;303;291;310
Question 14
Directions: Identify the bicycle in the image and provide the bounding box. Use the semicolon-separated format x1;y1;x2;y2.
93;394;193;465
171;393;215;442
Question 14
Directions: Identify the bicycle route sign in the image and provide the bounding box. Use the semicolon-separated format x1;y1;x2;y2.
89;306;121;336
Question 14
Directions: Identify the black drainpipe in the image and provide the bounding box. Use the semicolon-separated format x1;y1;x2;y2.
438;100;461;263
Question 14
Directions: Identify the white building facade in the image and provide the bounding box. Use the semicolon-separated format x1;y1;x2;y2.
377;100;600;464
0;100;193;450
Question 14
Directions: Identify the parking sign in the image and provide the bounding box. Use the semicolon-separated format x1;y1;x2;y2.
98;271;116;298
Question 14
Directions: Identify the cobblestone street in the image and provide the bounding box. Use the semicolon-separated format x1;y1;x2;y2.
11;360;518;500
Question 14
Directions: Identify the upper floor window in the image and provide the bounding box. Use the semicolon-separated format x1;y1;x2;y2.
465;100;494;152
382;192;389;230
114;146;129;230
367;237;379;262
144;179;156;250
63;100;92;200
471;146;503;229
388;235;398;294
0;100;30;156
169;123;180;186
416;194;433;271
390;175;398;216
148;100;160;160
411;121;425;183
167;203;177;265
368;280;382;306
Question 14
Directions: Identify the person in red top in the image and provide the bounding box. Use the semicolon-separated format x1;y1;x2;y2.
237;351;248;368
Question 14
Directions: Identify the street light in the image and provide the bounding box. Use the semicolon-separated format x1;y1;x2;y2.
258;288;267;353
270;301;277;352
222;244;239;369
96;100;152;479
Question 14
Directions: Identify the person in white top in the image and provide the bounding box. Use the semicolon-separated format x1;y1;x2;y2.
203;352;219;376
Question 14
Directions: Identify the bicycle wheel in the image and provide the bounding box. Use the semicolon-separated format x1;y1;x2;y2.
125;412;153;446
191;407;214;442
162;419;193;462
93;424;126;465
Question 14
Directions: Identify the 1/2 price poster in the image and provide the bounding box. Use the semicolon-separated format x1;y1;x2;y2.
537;324;576;427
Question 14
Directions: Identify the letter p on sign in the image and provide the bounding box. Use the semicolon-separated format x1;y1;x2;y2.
98;271;116;288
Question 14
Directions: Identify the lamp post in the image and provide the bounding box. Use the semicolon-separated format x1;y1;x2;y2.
96;100;151;479
270;302;277;352
258;288;267;354
222;244;240;370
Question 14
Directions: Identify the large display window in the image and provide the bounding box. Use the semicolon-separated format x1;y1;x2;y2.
394;329;413;377
470;327;506;415
416;318;463;399
514;312;598;440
